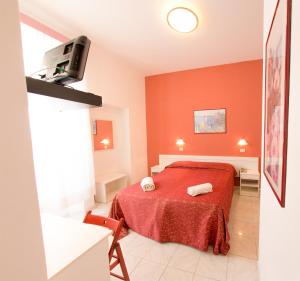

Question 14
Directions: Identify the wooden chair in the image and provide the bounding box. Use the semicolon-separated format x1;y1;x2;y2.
83;211;130;281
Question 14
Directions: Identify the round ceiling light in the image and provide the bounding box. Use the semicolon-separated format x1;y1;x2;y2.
167;7;198;33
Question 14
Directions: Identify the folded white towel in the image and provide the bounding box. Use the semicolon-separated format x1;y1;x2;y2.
187;183;213;196
141;177;156;192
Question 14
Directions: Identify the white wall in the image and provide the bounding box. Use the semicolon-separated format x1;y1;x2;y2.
259;1;300;281
19;14;148;184
85;44;148;183
21;23;96;217
90;105;131;178
0;1;47;280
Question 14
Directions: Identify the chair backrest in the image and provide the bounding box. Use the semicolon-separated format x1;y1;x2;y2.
83;211;124;259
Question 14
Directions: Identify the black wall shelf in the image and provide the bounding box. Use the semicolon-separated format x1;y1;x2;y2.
26;77;102;107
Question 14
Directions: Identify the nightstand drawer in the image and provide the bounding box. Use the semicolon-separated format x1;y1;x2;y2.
239;169;260;197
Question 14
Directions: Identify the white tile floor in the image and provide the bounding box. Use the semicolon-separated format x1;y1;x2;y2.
94;189;260;281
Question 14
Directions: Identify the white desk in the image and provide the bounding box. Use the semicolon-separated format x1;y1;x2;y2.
95;173;127;203
41;214;111;281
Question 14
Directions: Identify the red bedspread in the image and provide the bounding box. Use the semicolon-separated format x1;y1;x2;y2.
110;161;236;255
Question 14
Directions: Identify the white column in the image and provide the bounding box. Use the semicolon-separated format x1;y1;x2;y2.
0;1;47;280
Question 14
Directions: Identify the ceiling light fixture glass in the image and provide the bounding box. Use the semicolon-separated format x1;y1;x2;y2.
167;7;198;33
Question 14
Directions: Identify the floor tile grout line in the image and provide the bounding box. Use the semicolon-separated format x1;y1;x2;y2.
157;265;198;281
166;244;200;274
130;256;168;281
192;271;221;281
157;262;168;281
165;243;180;267
128;255;144;278
120;234;138;250
195;255;227;281
193;249;202;275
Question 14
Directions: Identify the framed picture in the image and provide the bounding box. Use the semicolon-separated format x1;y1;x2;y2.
194;109;226;134
264;0;291;207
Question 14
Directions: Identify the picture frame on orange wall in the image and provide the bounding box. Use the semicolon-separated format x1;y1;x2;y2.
264;0;292;207
194;108;226;134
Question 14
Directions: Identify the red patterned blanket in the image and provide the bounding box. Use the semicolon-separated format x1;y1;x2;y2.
110;161;236;255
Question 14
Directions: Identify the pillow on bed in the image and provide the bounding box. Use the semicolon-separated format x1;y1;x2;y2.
165;161;237;176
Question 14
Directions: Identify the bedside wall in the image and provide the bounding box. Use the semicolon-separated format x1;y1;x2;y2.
145;60;263;169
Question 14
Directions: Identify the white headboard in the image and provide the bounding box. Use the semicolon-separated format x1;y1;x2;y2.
159;154;259;175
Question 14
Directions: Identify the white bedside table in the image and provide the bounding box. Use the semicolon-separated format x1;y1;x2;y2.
151;165;164;176
239;168;260;197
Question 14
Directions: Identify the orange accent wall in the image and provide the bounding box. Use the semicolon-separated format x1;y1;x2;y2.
145;60;263;169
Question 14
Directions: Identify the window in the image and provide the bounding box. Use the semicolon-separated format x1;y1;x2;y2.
21;22;95;218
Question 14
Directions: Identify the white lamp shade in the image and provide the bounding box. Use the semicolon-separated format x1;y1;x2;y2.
176;139;185;146
100;138;110;145
238;139;248;146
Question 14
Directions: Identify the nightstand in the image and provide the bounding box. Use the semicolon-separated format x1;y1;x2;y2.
239;168;260;197
151;165;164;176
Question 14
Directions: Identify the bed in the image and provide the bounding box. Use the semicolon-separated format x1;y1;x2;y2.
110;161;236;255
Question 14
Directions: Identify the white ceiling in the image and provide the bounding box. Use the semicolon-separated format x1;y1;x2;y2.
19;0;263;75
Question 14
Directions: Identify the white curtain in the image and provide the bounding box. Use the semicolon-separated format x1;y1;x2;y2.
21;23;95;217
